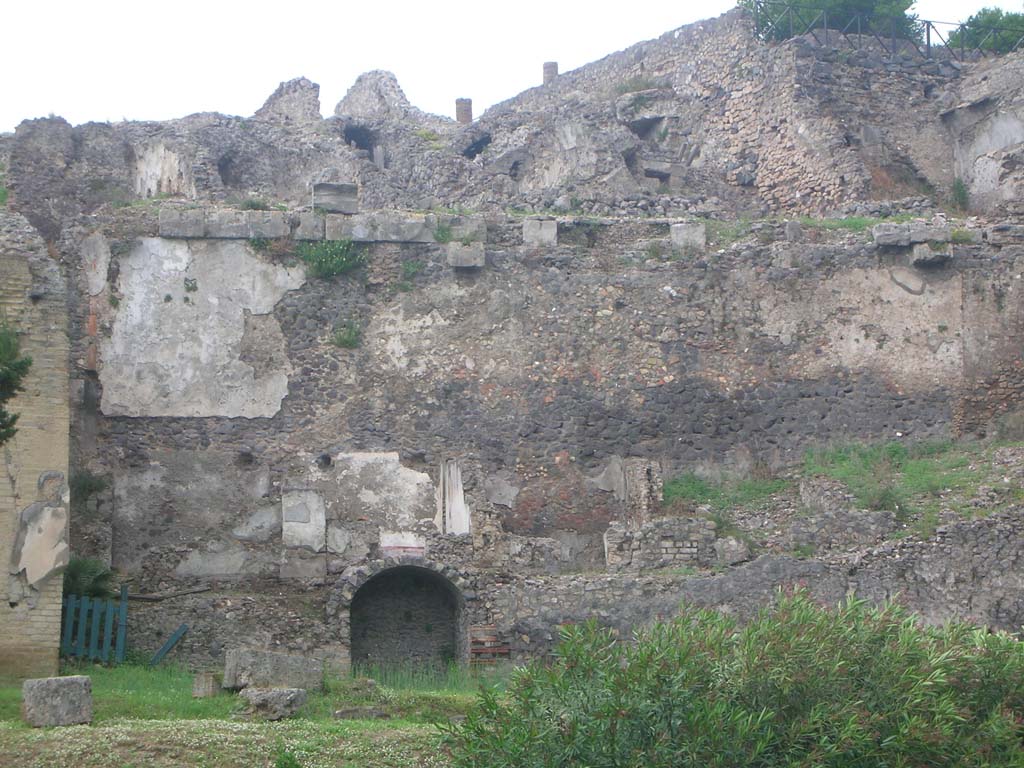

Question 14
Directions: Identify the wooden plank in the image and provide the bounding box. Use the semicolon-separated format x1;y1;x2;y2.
115;585;128;664
74;596;91;658
89;600;104;660
102;598;116;663
149;624;189;667
61;595;78;655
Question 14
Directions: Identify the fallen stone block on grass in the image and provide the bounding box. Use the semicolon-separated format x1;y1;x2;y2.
22;675;92;727
240;687;307;720
223;648;324;691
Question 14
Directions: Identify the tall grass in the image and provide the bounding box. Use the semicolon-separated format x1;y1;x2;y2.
804;439;984;519
663;473;787;511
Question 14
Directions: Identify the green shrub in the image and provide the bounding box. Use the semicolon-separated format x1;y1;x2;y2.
296;240;366;279
447;593;1024;767
0;322;32;446
239;198;271;211
952;177;970;211
951;228;974;244
62;556;116;599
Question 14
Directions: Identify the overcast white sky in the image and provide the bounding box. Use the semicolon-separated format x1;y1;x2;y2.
2;1;1021;133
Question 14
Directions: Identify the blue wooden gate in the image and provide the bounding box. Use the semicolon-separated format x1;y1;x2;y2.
61;584;128;664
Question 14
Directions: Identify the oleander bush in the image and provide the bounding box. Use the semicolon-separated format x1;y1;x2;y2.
447;592;1024;767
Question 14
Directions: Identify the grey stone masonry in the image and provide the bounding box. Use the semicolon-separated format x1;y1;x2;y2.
670;222;707;251
447;241;486;268
313;183;359;214
523;218;557;246
160;207;289;239
223;648;324;691
22;675;92;727
327;212;436;243
294;211;325;240
192;671;218;698
158;206;205;238
240;687;307;720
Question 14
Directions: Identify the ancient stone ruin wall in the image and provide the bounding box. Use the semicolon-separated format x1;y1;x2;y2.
0;213;70;681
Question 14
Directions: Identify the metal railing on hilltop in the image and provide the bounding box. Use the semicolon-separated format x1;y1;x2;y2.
749;1;1024;61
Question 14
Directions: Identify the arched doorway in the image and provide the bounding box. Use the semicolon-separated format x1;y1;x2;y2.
349;565;466;667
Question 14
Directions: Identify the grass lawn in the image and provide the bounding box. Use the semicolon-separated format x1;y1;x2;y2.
0;662;495;767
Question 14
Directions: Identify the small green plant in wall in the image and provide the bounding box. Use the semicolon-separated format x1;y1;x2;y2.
296;240;366;279
330;319;362;349
433;223;454;244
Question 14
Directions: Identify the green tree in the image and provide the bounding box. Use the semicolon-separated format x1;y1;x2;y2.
62;557;117;599
948;7;1024;53
0;322;32;446
747;0;919;42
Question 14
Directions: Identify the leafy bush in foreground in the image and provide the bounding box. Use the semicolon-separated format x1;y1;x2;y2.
447;593;1023;767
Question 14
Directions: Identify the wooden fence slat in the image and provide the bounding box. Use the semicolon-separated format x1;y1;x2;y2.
74;596;91;658
115;585;128;664
102;597;116;662
61;595;78;655
149;624;188;667
89;600;104;660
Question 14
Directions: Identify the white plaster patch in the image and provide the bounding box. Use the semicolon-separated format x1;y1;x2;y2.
100;238;305;417
282;490;326;551
16;505;70;586
331;452;436;529
134;143;195;198
80;232;111;296
369;304;451;374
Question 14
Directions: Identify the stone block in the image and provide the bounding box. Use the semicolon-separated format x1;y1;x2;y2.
784;220;803;243
247;211;290;239
203;209;249;238
447;242;485;268
326;213;435;243
158;206;205;238
523;218;557;246
670;222;706;251
909;222;950;244
986;224;1024;246
444;216;488;243
334;706;390;719
872;222;910;246
911;242;950;267
313;182;358;214
294;212;325;241
279;551;327;581
282;490;326;550
240;687;307;720
192;671;218;698
22;676;92;727
223;648;324;691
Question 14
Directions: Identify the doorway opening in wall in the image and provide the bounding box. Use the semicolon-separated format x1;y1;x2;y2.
349;566;466;671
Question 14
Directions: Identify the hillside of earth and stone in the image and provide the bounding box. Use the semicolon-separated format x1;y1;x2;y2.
2;7;1024;678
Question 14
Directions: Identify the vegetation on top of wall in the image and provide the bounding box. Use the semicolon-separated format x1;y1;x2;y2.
446;592;1024;767
0;164;8;207
296;239;367;279
0;322;32;447
663;472;787;512
613;76;662;95
803;439;990;531
746;0;919;42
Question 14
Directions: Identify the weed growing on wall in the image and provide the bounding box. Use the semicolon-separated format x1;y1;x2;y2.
330;319;361;349
952;177;970;211
446;592;1024;767
296;240;366;279
433;223;454;244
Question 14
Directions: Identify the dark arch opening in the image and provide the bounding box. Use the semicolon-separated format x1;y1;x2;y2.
349;566;466;668
462;133;492;160
343;125;377;154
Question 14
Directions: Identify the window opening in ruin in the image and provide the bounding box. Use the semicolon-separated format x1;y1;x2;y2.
343;125;377;154
462;133;492;160
349;566;465;668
